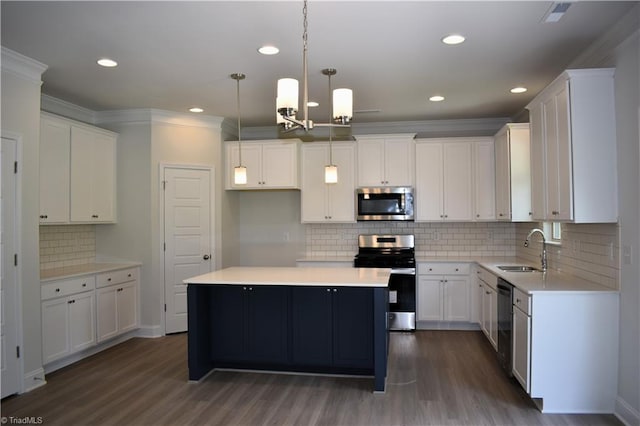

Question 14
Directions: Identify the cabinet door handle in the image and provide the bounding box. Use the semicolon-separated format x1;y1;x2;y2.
516;298;521;304
203;254;210;260
107;278;112;282
40;214;48;219
92;214;99;219
82;283;87;287
333;289;337;292
55;288;60;293
476;214;480;218
486;291;491;295
68;299;75;304
127;273;132;278
326;288;331;292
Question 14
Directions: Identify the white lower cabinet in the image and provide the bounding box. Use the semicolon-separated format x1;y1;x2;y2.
96;269;138;342
41;277;97;364
476;267;497;349
417;263;470;325
512;288;531;393
509;289;619;413
41;266;139;367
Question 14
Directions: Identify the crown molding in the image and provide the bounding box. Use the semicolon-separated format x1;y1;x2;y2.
41;94;95;124
350;118;510;138
95;108;224;129
1;47;47;84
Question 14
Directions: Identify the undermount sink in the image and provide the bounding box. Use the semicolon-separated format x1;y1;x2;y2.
497;265;541;272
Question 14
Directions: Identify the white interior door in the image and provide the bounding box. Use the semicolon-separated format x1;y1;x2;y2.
163;166;213;334
1;136;21;398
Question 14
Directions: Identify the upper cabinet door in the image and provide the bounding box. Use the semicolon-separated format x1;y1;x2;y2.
70;126;117;223
526;69;617;223
225;140;300;190
383;137;414;186
473;139;496;221
415;142;444;221
40;116;71;224
442;142;472;221
355;134;415;187
261;143;299;188
356;139;386;186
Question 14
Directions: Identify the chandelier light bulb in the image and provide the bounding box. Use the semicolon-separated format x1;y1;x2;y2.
333;88;353;123
277;78;299;112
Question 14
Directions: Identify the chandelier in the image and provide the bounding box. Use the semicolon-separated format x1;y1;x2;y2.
276;0;353;132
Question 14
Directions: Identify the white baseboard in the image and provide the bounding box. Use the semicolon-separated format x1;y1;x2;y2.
616;396;640;426
23;368;46;393
136;324;163;338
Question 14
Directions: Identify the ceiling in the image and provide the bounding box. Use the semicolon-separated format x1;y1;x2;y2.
1;1;636;128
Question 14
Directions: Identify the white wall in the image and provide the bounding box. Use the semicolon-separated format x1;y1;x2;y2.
612;27;640;426
1;47;47;390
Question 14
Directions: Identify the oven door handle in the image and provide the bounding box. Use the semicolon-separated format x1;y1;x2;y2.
390;268;416;276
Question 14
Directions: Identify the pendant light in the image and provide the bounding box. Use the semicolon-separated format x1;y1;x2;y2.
231;73;247;185
323;68;338;184
276;0;353;131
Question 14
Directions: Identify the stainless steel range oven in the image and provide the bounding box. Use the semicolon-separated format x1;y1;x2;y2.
354;234;416;331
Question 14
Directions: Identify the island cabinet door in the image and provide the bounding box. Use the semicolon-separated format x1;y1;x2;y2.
210;286;246;361
332;287;374;369
291;287;333;366
246;286;289;364
210;285;290;364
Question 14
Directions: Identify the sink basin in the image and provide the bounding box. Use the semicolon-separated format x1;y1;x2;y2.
497;265;541;272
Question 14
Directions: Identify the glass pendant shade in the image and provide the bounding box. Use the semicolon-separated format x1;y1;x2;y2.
277;78;299;112
333;88;353;122
324;165;338;184
234;165;247;185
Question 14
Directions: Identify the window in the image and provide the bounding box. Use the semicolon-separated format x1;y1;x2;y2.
542;222;562;245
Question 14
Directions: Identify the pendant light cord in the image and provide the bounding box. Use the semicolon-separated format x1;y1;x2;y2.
328;71;333;166
302;0;309;130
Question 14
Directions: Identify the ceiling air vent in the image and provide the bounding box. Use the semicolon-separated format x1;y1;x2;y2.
542;2;572;23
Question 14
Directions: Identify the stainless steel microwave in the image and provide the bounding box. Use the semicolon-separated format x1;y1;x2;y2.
356;187;414;221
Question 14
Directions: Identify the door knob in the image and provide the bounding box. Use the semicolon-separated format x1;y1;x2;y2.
203;254;210;260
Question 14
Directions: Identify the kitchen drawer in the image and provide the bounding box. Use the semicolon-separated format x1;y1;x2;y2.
42;276;96;301
419;262;470;275
513;287;531;315
476;266;497;289
96;267;138;288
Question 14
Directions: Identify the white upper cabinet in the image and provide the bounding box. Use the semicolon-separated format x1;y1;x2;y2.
301;142;356;223
70;126;117;223
40;115;71;224
225;139;301;190
40;112;117;225
472;138;496;221
354;134;415;187
415;139;473;221
526;68;617;222
494;123;531;222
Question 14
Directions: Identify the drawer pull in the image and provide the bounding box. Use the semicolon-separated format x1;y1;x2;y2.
128;273;132;278
428;268;433;271
516;298;521;304
55;288;60;293
455;268;459;271
108;278;112;282
82;283;87;287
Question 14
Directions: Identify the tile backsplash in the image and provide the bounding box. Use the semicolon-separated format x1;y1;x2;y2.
516;222;619;290
39;225;96;270
306;222;516;258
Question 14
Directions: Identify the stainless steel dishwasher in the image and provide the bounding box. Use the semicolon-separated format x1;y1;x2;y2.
497;278;514;376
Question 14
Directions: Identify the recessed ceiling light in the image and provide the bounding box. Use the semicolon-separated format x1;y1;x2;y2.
258;45;279;55
441;34;465;45
429;95;445;102
97;58;118;67
189;107;204;113
510;87;528;94
307;101;319;107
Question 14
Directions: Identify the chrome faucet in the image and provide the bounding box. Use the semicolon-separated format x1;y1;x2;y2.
524;228;547;272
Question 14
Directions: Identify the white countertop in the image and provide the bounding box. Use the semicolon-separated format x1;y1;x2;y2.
296;255;615;294
476;261;617;294
41;262;142;282
184;266;391;287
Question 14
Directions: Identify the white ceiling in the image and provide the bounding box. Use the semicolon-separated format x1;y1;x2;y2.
1;1;636;127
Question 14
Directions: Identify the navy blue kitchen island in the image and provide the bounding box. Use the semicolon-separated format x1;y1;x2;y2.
185;267;391;392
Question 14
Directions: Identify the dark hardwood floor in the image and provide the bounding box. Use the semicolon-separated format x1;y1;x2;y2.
1;331;620;426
